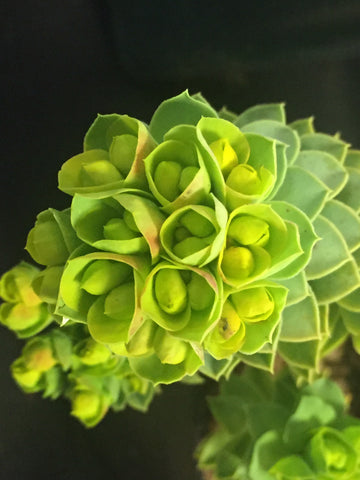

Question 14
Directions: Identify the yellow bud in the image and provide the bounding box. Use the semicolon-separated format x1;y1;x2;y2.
226;164;261;194
228;215;269;247
218;301;242;340
154;269;188;315
221;247;254;280
209;138;238;177
81;260;131;295
153;161;182;201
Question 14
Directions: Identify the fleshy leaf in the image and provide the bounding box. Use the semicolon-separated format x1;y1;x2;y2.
240;119;300;164
301;132;349;163
279;290;321;342
306;215;351;280
273;166;329;220
234;103;286;127
294;150;348;197
310;258;360;304
149;90;217;142
322;199;360;252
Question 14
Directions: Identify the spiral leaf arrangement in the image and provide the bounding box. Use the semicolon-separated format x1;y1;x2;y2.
1;91;360;426
197;368;360;480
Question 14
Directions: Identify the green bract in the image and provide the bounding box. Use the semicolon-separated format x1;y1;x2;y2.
58;114;157;197
71;190;165;260
0;262;52;337
57;249;149;344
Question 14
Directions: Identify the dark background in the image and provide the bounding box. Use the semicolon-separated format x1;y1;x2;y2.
1;1;360;479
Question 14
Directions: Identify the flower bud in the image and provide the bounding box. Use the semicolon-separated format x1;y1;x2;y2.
221;247;255;280
11;358;42;390
153;329;188;365
22;337;57;372
154;269;188;315
153;160;182;201
0;262;41;305
75;338;112;366
81;260;131;296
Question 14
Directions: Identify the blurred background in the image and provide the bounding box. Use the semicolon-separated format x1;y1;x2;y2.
1;1;360;478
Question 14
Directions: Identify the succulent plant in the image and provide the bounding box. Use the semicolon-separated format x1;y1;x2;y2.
1;90;360;426
197;367;360;480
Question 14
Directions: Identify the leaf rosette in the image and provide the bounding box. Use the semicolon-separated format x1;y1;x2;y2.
71;190;165;260
56;250;150;345
219;203;303;288
58;114;156;197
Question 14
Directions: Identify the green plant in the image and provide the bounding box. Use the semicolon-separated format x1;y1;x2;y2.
1;91;359;477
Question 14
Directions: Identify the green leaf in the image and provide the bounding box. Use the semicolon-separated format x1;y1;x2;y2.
273;166;329;220
320;306;348;356
270;456;315;479
305;215;351;280
283;396;337;451
269;201;319;279
344;149;360;169
301;132;349;163
199;352;240;381
240;119;300;164
309;258;360;304
338;287;360;313
321;200;360;252
218;106;238;122
289;117;315;136
275;271;309;306
279;290;321;342
149;90;218;142
208;395;247;435
302;377;346;417
278;340;320;370
336;166;360;213
339;308;360;335
83;114;138;151
249;430;289;480
294;150;348;198
235;103;286;127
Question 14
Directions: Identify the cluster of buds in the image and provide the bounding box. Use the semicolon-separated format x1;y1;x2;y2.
11;323;155;427
1;91;360;425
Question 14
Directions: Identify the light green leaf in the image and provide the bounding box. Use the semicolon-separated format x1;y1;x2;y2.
149;90;218;142
279;290;321;342
275;271;309;306
240;119;300;164
294;150;348;198
301;132;349;163
235;103;286;127
305;215;351;280
273;166;329;220
336;166;360;213
322;199;360;252
309;258;360;304
289;117;315;136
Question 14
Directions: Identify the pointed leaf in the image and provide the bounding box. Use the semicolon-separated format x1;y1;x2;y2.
149;90;217;142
